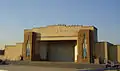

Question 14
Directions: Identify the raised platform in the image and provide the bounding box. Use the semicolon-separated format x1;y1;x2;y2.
8;61;105;69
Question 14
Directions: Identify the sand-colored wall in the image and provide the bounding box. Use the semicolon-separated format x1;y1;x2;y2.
4;43;23;61
108;45;120;62
117;45;120;62
95;42;105;59
32;25;95;37
95;42;119;63
30;25;97;41
108;45;117;61
95;42;111;63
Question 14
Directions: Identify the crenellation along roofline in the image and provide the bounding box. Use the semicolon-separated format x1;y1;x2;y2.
31;24;97;30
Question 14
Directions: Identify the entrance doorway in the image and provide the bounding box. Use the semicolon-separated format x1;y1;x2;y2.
39;40;76;62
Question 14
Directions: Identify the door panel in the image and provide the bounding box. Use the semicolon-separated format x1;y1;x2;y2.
48;41;75;62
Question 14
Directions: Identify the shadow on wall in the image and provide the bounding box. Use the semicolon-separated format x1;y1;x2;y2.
32;32;41;61
0;50;4;55
0;50;5;60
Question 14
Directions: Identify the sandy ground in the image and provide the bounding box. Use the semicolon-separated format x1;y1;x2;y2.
0;65;118;71
0;65;77;71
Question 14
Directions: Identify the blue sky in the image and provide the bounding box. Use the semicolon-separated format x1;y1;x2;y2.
0;0;119;49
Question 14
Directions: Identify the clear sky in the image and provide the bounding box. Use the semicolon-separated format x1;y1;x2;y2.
0;0;119;49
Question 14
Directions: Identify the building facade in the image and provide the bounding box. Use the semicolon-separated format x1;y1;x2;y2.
0;24;120;64
22;25;98;63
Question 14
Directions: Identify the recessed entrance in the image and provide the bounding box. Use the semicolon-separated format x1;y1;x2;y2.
39;40;76;62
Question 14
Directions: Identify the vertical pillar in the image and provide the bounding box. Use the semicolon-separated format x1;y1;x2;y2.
104;42;108;60
77;30;91;63
23;30;39;61
74;44;78;62
23;30;31;60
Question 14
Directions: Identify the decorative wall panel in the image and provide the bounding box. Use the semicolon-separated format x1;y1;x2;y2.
77;30;91;63
23;31;39;61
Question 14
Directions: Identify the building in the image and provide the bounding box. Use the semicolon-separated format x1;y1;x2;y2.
1;24;120;64
22;25;98;63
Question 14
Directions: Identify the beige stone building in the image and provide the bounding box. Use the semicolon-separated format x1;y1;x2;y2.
22;25;98;63
0;24;120;64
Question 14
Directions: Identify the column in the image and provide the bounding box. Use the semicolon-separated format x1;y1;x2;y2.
23;31;39;61
77;30;91;63
74;44;78;62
